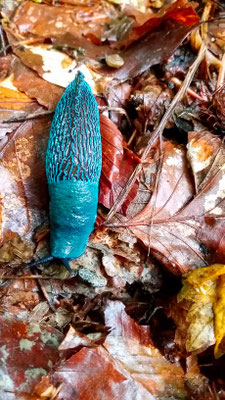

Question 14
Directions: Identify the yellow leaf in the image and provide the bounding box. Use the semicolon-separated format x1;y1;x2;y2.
214;275;225;359
0;86;33;110
186;264;225;287
186;301;215;352
178;279;216;303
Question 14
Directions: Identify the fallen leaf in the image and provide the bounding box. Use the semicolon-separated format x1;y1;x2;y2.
0;117;50;244
0;312;62;397
127;0;199;42
0;84;37;111
113;133;225;274
214;274;225;359
99;114;139;213
186;301;215;353
187;131;222;192
10;0;116;59
12;56;64;109
34;300;195;399
114;20;196;82
10;41;99;92
172;265;225;358
186;264;225;287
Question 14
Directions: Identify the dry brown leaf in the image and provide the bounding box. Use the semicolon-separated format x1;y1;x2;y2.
112;133;225;274
12;56;64;109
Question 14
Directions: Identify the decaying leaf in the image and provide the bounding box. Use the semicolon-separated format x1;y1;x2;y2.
214;274;225;359
173;265;225;358
114;20;196;82
0;0;225;397
12;56;64;109
0;117;50;244
0;312;62;398
34;300;210;399
110;132;225;274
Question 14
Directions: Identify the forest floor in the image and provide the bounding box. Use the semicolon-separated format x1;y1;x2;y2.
0;0;225;399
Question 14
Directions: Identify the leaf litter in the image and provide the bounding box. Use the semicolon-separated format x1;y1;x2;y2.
0;0;225;398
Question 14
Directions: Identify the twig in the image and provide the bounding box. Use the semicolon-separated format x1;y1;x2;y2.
1;110;54;123
0;26;7;57
211;0;225;10
142;42;206;161
127;129;137;146
98;106;132;126
170;77;208;102
216;53;225;89
0;275;70;280
106;42;207;222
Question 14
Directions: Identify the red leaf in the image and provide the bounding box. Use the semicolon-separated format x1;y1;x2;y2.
35;301;195;399
129;0;199;42
0;314;62;397
99;114;139;214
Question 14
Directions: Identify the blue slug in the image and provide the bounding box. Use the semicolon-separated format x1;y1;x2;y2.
46;71;102;264
27;72;102;272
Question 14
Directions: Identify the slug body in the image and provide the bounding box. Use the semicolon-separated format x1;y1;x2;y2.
46;72;102;261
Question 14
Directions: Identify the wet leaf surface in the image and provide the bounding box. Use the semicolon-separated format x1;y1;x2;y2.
35;301;209;400
0;0;225;397
112;134;225;274
0;312;62;397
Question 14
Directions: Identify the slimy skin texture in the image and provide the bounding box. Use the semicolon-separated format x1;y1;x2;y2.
46;72;102;260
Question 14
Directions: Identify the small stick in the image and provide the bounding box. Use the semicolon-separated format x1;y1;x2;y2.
106;42;207;221
98;106;132;126
127;129;137;146
170;77;208;102
0;26;7;57
0;275;72;280
2;110;54;123
216;53;225;89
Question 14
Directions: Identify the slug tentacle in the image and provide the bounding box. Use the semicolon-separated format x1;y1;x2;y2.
46;71;102;260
